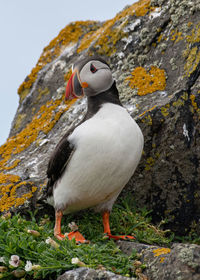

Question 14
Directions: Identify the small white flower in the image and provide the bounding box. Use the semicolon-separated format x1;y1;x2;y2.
45;237;60;249
71;257;79;265
25;260;32;272
71;257;86;267
0;257;5;264
9;255;20;267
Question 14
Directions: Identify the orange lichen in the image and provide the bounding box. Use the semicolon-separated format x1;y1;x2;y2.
139;105;157;117
18;1;152;97
0;179;37;212
64;69;73;82
0;95;75;212
78;0;151;55
18;21;97;98
153;247;171;257
126;66;166;96
0;98;76;174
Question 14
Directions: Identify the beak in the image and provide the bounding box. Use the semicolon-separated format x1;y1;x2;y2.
65;70;84;100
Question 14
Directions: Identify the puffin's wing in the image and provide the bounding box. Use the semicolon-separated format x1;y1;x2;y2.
46;133;74;197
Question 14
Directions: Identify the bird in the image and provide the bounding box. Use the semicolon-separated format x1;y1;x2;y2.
46;56;144;242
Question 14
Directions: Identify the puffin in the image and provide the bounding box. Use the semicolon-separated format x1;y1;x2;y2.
46;56;144;242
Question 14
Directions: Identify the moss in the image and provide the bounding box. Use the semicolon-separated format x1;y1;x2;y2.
126;66;166;96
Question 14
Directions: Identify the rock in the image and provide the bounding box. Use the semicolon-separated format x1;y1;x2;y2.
57;267;134;280
118;241;200;280
0;0;200;241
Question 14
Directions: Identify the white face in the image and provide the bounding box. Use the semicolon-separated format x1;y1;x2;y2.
79;60;114;96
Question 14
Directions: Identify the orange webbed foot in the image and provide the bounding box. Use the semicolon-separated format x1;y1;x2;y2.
106;233;135;241
54;233;66;241
67;231;89;244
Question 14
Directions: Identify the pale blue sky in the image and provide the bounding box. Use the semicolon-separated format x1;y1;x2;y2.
0;0;135;145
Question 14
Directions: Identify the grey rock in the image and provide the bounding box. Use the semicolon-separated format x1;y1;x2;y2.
118;241;200;280
57;267;134;280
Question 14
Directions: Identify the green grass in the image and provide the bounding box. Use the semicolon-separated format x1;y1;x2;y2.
0;197;173;279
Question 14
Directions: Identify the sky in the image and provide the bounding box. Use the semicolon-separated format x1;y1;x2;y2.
0;0;136;146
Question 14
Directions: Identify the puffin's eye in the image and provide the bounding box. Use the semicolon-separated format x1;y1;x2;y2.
90;63;97;73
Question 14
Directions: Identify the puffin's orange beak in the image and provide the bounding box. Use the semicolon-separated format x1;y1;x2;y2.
65;71;86;100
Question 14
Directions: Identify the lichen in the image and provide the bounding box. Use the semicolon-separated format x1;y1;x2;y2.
18;21;97;98
161;104;170;117
78;0;151;55
36;87;50;102
0;178;37;212
0;93;77;212
0;98;76;174
13;113;27;131
183;23;200;77
126;66;166;96
153;247;171;257
145;157;155;170
170;29;183;43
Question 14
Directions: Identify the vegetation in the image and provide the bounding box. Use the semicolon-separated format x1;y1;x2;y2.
0;197;172;279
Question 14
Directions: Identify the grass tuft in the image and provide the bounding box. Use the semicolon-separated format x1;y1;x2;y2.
0;197;173;279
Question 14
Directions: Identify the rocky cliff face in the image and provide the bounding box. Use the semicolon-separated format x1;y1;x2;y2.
0;0;200;239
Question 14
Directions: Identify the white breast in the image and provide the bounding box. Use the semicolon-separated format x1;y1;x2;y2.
53;103;144;213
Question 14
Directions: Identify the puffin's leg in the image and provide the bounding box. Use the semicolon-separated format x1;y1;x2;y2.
102;211;135;240
54;210;65;240
54;210;87;243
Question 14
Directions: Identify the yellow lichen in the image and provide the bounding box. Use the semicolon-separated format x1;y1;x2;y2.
153;247;171;257
78;0;151;55
190;94;198;111
0;96;76;175
18;0;152;97
0;179;37;212
160;257;165;263
145;157;155;171
36;87;50;102
171;29;183;43
183;23;200;77
13;113;26;131
161;105;169;117
126;66;166;96
64;69;73;82
18;21;97;98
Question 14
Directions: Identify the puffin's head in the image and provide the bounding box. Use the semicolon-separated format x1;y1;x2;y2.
65;56;114;100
